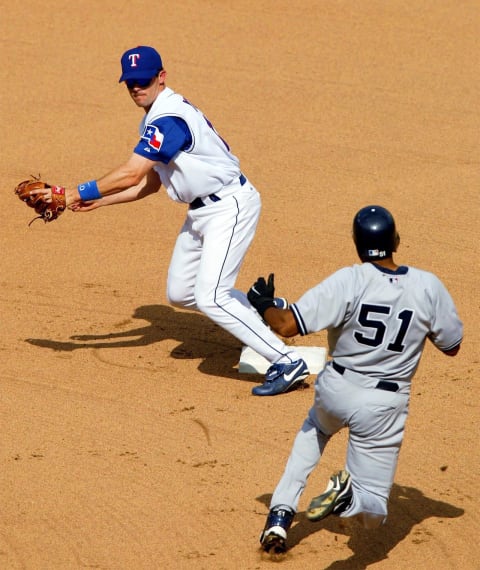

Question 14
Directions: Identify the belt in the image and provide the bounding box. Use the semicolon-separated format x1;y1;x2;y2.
189;174;247;210
331;361;399;393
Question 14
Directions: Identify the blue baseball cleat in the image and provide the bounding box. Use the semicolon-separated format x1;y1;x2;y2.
252;359;309;396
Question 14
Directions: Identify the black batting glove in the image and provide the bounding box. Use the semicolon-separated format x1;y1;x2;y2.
247;273;277;318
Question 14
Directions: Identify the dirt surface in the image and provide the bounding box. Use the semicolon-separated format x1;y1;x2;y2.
1;1;478;568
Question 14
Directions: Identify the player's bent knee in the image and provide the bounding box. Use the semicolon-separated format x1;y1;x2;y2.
193;289;219;314
194;298;216;316
354;512;387;529
166;286;195;309
168;297;187;308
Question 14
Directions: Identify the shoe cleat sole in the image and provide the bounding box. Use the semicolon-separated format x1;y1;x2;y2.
261;532;287;554
307;470;351;521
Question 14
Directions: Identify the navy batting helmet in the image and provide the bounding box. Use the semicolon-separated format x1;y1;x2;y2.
353;205;399;261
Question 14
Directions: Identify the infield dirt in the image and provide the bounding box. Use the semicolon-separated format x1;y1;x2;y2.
1;2;478;569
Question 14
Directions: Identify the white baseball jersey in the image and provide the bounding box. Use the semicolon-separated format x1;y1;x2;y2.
132;86;302;368
133;87;242;203
290;262;463;382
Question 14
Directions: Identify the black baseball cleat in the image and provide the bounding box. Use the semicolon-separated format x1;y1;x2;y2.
259;506;295;553
306;470;352;521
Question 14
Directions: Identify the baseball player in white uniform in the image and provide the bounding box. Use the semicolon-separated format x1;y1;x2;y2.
247;205;463;554
32;45;309;396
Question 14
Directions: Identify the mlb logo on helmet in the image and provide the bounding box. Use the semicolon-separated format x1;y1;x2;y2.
367;249;386;258
119;46;163;83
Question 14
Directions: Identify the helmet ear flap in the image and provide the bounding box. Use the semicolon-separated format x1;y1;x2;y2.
394;232;400;252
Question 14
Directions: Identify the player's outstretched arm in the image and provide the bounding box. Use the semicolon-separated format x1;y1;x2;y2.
26;154;161;212
70;170;161;212
247;273;299;337
263;307;298;337
66;152;160;208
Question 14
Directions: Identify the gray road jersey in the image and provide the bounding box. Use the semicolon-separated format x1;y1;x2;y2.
290;263;463;382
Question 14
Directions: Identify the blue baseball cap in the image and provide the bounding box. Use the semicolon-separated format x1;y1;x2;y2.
119;46;163;83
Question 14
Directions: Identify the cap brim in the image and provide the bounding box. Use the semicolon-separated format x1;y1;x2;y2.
119;69;159;83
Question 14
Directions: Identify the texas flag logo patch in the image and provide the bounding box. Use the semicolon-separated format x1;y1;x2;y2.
141;124;164;151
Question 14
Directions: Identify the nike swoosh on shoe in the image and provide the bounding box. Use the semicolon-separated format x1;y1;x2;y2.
283;362;305;382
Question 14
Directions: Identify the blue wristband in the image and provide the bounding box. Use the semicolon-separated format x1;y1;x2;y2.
77;180;102;201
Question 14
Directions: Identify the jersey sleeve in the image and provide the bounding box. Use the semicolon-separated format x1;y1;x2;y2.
427;275;463;352
290;268;354;335
133;116;192;163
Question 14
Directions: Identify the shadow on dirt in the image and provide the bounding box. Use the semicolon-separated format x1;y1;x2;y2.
256;483;464;568
25;304;255;380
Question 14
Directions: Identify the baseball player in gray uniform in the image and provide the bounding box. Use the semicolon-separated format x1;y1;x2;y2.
32;45;308;395
247;205;463;553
